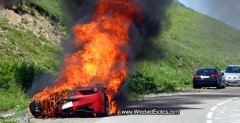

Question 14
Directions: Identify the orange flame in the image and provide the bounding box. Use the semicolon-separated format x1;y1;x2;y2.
32;0;143;117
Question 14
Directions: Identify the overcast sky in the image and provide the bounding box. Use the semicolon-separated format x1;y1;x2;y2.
179;0;240;29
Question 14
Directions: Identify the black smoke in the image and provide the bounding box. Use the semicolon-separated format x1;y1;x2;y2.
131;0;173;60
62;0;173;59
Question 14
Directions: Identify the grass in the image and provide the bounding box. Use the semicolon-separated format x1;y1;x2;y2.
128;1;240;94
0;18;62;111
0;89;29;111
0;1;67;119
0;19;62;73
30;0;72;26
0;61;32;122
31;0;64;19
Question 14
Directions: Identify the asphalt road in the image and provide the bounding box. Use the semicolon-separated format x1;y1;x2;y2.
29;87;240;123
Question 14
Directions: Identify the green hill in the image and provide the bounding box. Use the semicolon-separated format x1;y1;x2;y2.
132;1;240;92
0;0;64;112
1;0;240;120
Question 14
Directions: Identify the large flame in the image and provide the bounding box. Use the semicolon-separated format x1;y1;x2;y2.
32;0;143;117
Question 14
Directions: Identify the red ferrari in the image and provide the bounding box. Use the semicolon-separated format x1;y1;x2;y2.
29;86;110;118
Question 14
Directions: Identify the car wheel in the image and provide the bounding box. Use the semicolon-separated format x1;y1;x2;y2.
226;83;229;86
29;100;43;118
221;82;226;89
96;95;109;117
216;83;221;89
193;83;198;89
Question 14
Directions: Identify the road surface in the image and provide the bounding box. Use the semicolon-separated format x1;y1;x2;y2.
29;87;240;123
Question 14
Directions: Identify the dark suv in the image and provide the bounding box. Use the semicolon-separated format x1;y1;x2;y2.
193;68;226;89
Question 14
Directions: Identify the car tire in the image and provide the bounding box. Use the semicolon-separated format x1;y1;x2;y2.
29;100;43;118
193;83;198;89
226;83;229;86
216;83;221;89
221;82;226;89
96;95;109;117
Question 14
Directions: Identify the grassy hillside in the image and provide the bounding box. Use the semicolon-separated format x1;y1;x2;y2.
130;1;240;93
0;1;64;113
0;20;61;70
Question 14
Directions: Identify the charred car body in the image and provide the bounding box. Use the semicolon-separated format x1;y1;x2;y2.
29;86;109;118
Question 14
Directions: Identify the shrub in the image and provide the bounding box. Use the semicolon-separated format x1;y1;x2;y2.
14;61;36;92
158;81;176;92
126;72;157;95
0;61;37;92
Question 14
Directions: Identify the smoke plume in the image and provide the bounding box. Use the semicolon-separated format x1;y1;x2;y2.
63;0;173;59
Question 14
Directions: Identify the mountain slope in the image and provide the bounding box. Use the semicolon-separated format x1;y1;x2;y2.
0;2;64;112
134;1;240;91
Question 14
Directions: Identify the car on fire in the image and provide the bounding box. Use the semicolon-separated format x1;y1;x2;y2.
222;65;240;86
192;67;226;89
29;86;110;118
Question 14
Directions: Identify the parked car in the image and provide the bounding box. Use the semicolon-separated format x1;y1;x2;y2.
29;86;109;118
193;68;226;89
222;65;240;86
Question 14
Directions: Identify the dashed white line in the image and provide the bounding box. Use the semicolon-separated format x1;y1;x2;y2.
217;102;226;106
232;97;239;100
211;106;218;112
207;112;213;119
206;97;239;123
225;99;233;102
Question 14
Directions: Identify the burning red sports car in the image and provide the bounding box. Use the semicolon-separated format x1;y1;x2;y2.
29;86;109;118
29;0;143;118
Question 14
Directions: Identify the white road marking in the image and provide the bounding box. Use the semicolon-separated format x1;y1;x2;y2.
217;102;226;106
206;97;239;123
211;106;217;112
232;97;239;100
214;115;240;120
207;112;213;119
225;99;233;102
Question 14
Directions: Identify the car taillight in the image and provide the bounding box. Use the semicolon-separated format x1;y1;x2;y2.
194;74;200;78
211;74;218;77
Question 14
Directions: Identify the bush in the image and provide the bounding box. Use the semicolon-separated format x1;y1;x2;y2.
126;72;157;95
0;61;37;92
14;61;36;92
158;81;176;92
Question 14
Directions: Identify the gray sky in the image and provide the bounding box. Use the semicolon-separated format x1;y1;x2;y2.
179;0;240;29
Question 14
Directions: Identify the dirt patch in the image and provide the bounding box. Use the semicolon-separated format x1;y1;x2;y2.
0;8;63;44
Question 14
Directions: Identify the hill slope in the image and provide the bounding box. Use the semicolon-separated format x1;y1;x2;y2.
0;1;65;113
134;1;240;92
